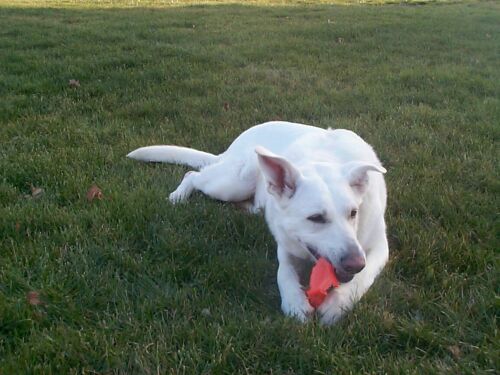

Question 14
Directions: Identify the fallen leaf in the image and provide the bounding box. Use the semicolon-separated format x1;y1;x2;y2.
86;184;103;202
448;345;461;360
69;79;80;88
382;311;395;329
30;184;44;198
27;291;43;306
223;102;230;111
15;222;21;232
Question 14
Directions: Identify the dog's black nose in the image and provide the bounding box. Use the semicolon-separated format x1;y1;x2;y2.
340;254;366;274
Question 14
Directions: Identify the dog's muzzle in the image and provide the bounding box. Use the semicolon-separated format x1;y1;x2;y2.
306;245;359;283
333;268;355;283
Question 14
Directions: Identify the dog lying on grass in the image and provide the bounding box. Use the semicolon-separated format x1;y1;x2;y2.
128;121;389;324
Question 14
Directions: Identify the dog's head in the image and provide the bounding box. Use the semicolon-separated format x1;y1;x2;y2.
256;146;386;283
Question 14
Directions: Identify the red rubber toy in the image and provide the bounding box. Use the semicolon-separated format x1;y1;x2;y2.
306;257;340;308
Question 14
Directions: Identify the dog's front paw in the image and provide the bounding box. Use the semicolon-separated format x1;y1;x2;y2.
281;294;314;323
168;190;187;204
317;290;354;325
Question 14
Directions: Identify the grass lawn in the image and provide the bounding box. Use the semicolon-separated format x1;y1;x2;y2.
0;0;498;373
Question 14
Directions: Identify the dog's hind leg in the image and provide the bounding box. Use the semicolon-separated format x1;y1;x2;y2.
169;171;197;203
169;159;257;204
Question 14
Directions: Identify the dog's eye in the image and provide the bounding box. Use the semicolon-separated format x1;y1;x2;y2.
350;209;358;219
307;214;327;224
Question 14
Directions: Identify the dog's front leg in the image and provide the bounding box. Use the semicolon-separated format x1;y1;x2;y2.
318;232;389;325
277;246;314;322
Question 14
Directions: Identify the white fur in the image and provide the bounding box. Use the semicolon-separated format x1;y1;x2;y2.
128;121;389;324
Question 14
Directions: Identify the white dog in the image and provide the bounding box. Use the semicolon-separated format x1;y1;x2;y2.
128;121;389;324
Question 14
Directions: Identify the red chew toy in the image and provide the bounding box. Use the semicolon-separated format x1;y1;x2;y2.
306;257;340;308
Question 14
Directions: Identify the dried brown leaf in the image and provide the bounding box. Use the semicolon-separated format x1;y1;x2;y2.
30;184;44;198
448;345;461;360
86;184;103;202
27;291;43;306
69;79;80;88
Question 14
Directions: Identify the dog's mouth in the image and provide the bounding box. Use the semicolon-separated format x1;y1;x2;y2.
334;268;355;283
306;245;321;260
306;245;355;284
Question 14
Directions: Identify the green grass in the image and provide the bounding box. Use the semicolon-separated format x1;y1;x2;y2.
0;0;498;373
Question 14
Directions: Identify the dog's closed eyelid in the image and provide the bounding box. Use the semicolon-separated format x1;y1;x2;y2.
307;213;329;224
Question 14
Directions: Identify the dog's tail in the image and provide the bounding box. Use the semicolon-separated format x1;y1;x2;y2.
127;145;219;168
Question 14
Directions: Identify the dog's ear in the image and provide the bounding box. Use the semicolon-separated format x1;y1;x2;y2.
343;162;386;195
255;146;300;199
